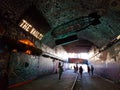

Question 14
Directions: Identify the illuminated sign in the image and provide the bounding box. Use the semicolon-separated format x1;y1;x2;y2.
19;19;43;40
68;58;88;64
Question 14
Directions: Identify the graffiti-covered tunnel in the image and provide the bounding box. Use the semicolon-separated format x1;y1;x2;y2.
0;0;120;90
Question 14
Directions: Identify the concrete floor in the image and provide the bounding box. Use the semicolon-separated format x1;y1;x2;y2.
9;70;120;90
9;70;77;90
74;72;120;90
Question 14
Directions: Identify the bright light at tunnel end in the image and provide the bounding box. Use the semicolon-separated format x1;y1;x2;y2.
68;53;91;59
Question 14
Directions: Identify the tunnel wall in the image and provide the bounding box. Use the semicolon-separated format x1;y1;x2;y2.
0;52;9;90
0;16;68;89
8;53;54;85
90;41;120;83
0;38;68;89
7;44;68;86
0;44;68;88
0;1;69;88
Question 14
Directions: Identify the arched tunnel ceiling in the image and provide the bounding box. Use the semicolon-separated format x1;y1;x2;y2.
38;0;120;53
0;0;120;53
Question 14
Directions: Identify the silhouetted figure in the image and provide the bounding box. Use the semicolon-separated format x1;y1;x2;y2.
73;65;78;73
91;65;94;76
75;65;78;73
79;66;83;78
87;65;91;76
58;62;63;80
73;66;76;73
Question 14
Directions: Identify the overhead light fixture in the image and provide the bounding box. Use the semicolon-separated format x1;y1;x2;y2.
116;35;120;40
25;50;31;55
18;39;35;47
55;34;78;45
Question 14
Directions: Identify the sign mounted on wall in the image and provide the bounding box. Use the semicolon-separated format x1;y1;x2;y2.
68;58;88;64
19;19;43;40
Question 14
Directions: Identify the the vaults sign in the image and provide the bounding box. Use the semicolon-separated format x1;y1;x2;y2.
19;19;43;40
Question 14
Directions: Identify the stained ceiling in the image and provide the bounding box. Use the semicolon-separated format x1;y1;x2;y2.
0;0;120;53
38;0;120;53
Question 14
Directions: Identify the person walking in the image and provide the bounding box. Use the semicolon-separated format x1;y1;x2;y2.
87;65;91;76
73;66;76;73
79;66;83;78
91;65;94;76
75;65;78;73
58;62;63;80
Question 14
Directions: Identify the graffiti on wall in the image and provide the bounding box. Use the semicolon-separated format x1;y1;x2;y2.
8;53;39;85
90;42;120;82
